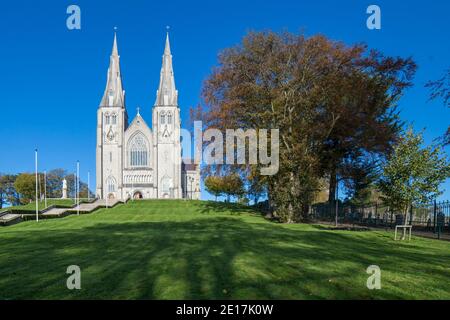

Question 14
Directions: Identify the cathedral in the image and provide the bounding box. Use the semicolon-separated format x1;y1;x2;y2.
95;32;201;200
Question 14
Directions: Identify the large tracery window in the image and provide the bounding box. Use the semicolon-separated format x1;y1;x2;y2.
167;112;173;124
160;112;166;124
129;133;149;167
106;176;116;193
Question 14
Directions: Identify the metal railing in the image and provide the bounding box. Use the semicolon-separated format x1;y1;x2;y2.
311;200;450;231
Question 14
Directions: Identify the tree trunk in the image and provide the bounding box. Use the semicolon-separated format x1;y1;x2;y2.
328;169;337;204
266;181;275;219
402;205;409;240
300;204;310;221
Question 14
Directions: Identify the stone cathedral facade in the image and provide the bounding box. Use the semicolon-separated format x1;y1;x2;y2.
96;33;201;200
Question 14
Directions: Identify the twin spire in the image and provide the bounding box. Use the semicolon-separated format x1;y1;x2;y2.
100;32;125;108
155;32;178;107
99;30;178;109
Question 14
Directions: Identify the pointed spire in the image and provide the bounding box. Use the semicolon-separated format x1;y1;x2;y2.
112;30;119;56
155;30;178;107
100;30;125;108
164;30;171;55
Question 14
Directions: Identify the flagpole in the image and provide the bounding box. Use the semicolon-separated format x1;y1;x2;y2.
77;161;80;216
35;149;39;222
87;171;90;201
44;170;47;209
38;171;42;205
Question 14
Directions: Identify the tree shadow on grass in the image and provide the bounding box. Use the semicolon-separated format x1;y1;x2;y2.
311;224;371;232
194;200;258;216
0;215;449;299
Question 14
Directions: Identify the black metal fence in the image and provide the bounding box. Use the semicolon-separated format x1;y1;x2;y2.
311;200;450;232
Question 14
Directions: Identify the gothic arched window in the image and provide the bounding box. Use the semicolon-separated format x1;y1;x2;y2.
161;176;172;194
129;133;149;167
106;176;116;193
112;113;117;125
167;112;172;124
105;113;110;125
108;90;114;106
160;112;166;124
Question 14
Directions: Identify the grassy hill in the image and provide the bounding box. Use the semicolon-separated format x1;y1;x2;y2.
0;200;449;299
1;199;85;213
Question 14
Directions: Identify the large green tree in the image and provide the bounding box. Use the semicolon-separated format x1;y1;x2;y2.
14;173;37;204
377;128;450;226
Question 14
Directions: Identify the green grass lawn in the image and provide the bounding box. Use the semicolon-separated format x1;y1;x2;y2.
0;200;449;299
3;199;75;212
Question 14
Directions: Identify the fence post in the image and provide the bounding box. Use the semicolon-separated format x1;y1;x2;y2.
390;207;393;227
375;202;378;225
433;200;437;233
409;204;413;225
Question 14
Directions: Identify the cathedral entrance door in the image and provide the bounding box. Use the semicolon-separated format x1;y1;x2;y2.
133;191;143;199
161;176;173;199
108;193;115;200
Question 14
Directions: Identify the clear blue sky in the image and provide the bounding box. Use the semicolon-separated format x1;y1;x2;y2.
1;0;449;200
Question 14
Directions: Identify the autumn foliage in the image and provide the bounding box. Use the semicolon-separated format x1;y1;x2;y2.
195;31;416;222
